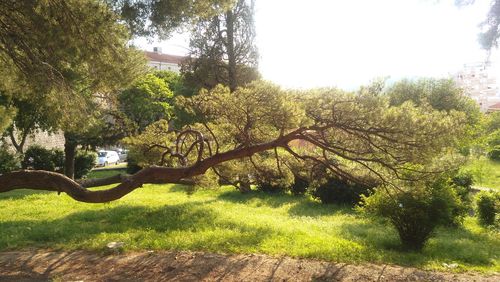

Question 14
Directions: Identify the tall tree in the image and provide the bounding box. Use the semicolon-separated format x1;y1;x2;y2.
118;72;174;134
182;0;259;92
456;0;500;50
0;0;146;178
479;0;500;50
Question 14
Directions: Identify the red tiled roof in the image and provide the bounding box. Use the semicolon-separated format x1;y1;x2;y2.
144;51;186;65
489;102;500;111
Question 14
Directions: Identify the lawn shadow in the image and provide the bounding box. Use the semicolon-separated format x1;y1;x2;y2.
339;218;499;268
217;189;310;208
0;200;275;253
287;200;355;218
216;189;356;217
0;189;53;201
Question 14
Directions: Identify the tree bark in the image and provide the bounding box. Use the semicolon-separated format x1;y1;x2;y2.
0;131;299;203
63;133;77;179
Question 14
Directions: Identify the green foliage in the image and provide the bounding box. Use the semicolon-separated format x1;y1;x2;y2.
486;112;500;133
487;130;500;147
488;146;500;161
22;146;63;171
126;154;143;174
451;171;474;211
360;179;465;250
476;191;500;226
0;105;15;135
107;0;234;38
478;0;500;50
0;0;146;106
0;89;61;153
313;178;374;206
0;146;19;174
291;176;309;195
386;78;481;126
123;119;174;169
74;151;97;179
182;0;259;91
119;73;174;133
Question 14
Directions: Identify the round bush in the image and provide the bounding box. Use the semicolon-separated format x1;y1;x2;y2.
0;147;19;174
256;180;289;193
360;179;464;250
22;145;57;171
313;177;373;206
487;146;500;161
476;191;500;226
291;176;309;195
74;151;97;179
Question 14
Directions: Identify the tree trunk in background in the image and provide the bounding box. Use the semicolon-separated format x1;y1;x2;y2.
64;133;77;179
225;9;237;92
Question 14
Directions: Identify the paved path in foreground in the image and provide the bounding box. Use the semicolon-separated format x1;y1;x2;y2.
0;250;498;281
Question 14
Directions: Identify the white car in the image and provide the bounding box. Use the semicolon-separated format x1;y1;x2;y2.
97;150;120;166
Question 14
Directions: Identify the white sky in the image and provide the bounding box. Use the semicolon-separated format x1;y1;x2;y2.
134;0;500;90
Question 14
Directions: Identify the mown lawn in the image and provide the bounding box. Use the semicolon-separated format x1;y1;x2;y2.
0;185;498;273
464;158;500;190
87;168;127;179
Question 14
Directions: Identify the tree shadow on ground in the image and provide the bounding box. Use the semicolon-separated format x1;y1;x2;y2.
340;219;500;268
0;200;275;253
0;189;52;201
216;189;302;208
216;189;355;217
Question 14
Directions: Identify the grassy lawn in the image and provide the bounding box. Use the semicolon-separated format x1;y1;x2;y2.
87;168;127;179
464;158;500;190
0;185;498;273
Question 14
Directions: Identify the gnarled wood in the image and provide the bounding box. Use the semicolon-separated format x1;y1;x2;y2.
0;132;296;203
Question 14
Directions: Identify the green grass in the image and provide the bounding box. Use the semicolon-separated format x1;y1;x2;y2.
87;168;127;179
464;158;500;190
0;185;498;273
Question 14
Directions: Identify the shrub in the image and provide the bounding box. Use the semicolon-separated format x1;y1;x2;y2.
360;179;464;250
313;177;373;206
487;146;500;161
291;176;309;195
22;145;57;171
126;153;142;174
74;151;97;179
0;147;19;174
476;191;500;226
450;171;474;221
52;149;65;173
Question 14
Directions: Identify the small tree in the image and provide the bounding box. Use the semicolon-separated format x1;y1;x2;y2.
360;178;465;250
119;73;174;133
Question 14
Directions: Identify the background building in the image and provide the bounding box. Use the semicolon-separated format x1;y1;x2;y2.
144;47;185;73
455;62;500;112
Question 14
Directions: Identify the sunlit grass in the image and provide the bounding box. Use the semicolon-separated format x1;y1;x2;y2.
87;168;127;179
0;185;498;272
464;158;500;190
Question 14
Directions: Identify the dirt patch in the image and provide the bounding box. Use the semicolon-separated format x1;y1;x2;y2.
0;250;498;281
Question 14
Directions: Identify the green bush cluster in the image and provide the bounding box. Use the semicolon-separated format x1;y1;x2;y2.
476;191;500;226
360;178;465;250
0;146;20;174
488;146;500;161
74;151;97;179
21;145;96;179
313;177;374;206
290;176;309;195
22;145;64;172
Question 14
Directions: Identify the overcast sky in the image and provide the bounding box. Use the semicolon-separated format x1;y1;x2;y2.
134;0;500;90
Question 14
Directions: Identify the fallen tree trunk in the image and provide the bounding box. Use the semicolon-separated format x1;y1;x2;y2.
0;133;294;203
